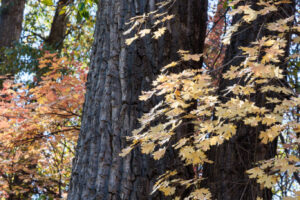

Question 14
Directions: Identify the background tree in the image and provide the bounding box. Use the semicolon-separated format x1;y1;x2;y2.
0;0;26;81
0;0;95;198
202;0;296;199
0;0;26;48
45;0;74;50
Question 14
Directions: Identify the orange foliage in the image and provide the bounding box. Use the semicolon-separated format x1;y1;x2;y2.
0;52;87;198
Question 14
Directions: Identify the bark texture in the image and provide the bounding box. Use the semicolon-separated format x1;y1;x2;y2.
0;0;26;48
202;0;295;200
45;0;73;50
68;0;207;199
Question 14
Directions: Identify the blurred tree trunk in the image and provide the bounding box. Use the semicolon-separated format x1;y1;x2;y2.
202;0;295;199
0;0;26;85
0;0;26;48
68;0;207;199
45;0;74;50
0;0;26;79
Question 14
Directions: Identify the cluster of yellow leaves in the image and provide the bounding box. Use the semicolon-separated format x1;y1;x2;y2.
124;1;175;45
247;155;299;189
152;170;178;196
121;0;300;199
223;0;292;45
0;53;87;197
187;188;212;200
151;170;211;199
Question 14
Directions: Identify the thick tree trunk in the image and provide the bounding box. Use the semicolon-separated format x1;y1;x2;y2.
0;0;26;48
68;0;207;199
202;1;295;200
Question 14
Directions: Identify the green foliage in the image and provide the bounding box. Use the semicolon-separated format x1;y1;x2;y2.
41;0;54;6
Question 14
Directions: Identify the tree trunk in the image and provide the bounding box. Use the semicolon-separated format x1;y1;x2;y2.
45;0;73;50
0;0;25;86
202;0;295;199
68;0;207;199
0;0;26;48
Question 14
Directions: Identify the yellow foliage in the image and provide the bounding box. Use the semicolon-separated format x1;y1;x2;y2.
120;0;300;198
141;142;156;154
125;34;139;45
187;188;212;200
138;29;151;37
153;147;166;160
153;27;167;39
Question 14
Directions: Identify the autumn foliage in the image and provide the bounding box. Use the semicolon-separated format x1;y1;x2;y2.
0;0;299;199
120;0;300;199
0;53;87;198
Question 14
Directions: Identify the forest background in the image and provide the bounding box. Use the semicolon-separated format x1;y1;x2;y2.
0;0;299;199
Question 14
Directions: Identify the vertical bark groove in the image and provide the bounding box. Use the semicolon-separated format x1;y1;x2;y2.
68;0;207;199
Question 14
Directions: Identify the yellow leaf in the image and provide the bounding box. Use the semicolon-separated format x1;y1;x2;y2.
264;39;275;46
182;54;202;61
37;96;47;104
123;21;141;35
119;146;133;157
244;116;261;127
247;167;263;179
138;29;151;37
139;90;155;101
189;188;212;200
261;114;279;126
178;49;190;54
222;36;231;45
259;125;282;144
160;185;176;196
162;61;179;72
125;34;139;45
243;7;258;23
141;142;155;154
209;136;222;146
259;175;278;188
161;15;175;22
173;138;188;150
153;27;167;39
174;89;181;98
218;123;237;140
153;147;166;160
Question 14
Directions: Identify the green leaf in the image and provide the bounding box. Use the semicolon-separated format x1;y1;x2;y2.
59;6;67;15
41;0;53;6
78;2;85;11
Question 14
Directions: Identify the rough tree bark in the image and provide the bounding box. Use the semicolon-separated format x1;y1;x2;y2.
45;0;74;50
202;0;295;199
0;0;26;48
68;0;207;199
0;0;26;85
